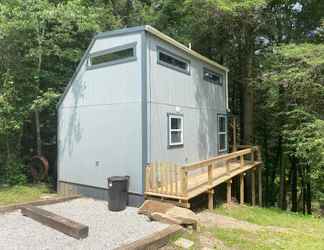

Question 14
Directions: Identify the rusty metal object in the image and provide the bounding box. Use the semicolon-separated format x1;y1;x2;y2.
30;155;49;182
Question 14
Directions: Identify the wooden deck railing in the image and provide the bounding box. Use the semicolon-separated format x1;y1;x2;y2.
145;146;262;201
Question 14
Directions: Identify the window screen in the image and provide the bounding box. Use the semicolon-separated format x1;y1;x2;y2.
168;114;184;146
203;68;223;85
158;48;190;74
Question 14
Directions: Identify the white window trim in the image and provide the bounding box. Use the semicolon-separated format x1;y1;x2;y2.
168;114;184;147
218;115;227;152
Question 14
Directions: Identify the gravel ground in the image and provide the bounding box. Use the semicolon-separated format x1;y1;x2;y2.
0;198;168;250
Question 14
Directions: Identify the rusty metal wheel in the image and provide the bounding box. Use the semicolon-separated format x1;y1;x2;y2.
30;155;49;182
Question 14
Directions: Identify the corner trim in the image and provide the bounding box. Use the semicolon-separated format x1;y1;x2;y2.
141;31;148;194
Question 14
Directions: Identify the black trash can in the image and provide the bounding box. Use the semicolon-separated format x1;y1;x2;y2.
107;176;129;211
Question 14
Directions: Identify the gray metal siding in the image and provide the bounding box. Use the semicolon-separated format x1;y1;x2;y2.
147;34;227;165
58;32;144;194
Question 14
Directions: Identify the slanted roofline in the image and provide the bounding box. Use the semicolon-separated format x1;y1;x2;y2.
56;25;229;109
95;25;229;72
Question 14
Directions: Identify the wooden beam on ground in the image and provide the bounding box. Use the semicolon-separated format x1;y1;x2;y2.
208;189;214;210
227;180;232;204
0;195;80;214
21;205;88;239
258;166;263;206
251;168;256;206
240;173;244;204
115;225;183;250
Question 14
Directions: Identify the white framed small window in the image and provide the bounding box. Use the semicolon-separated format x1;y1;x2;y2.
168;114;184;147
218;114;227;152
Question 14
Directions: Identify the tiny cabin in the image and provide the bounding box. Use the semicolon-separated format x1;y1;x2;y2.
57;25;230;206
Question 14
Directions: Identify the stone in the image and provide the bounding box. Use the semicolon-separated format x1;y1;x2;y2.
174;238;194;249
150;212;182;225
138;200;199;230
138;200;174;216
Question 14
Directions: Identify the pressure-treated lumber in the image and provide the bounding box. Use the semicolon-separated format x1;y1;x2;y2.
240;173;244;204
21;206;88;239
208;189;214;211
227;180;232;204
251;168;256;206
145;148;262;208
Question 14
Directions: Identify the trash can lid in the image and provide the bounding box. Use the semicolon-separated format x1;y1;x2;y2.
108;176;129;182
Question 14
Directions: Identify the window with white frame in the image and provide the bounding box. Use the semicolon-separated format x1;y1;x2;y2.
168;114;184;147
218;115;227;152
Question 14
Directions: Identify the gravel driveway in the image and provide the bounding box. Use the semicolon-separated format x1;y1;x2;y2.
0;198;168;250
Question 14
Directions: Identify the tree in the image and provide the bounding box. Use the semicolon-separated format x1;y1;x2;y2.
0;0;120;183
255;43;324;212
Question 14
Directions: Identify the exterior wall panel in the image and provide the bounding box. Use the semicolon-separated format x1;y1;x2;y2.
58;33;143;194
147;34;227;165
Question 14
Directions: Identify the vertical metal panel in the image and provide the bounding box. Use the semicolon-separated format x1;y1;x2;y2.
147;35;227;165
58;33;144;194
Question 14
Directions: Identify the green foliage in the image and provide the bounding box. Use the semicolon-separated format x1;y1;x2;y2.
0;0;121;185
0;184;52;206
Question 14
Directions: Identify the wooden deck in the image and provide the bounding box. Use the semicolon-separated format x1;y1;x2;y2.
144;147;262;208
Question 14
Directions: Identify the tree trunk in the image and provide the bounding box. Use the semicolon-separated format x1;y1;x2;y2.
290;157;298;212
299;163;306;214
242;52;254;144
278;138;287;210
306;164;312;215
35;109;42;156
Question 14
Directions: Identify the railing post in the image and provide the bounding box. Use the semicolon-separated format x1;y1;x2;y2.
240;155;244;168
226;160;230;175
208;164;213;187
256;146;262;161
181;167;188;196
251;148;255;163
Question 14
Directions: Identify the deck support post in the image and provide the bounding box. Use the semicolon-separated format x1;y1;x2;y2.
240;173;244;204
258;166;263;206
226;180;232;204
208;189;214;211
251;168;256;206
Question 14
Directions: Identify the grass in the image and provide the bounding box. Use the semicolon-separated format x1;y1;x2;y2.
0;184;54;206
168;204;324;250
215;204;324;232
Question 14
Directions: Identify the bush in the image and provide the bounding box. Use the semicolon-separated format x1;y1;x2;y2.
5;158;27;185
